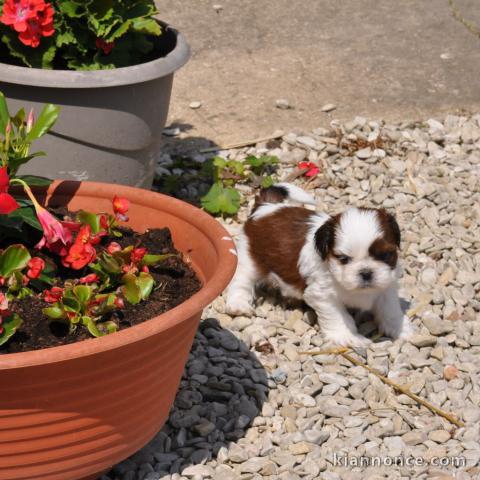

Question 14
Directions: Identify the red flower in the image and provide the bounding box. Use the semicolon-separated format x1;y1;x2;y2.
96;38;115;55
1;0;55;48
106;242;121;254
0;167;19;214
26;256;45;279
112;195;129;221
79;273;99;284
131;247;147;265
43;286;63;303
298;161;320;177
62;225;97;270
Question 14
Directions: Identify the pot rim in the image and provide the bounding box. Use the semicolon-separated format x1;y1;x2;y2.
0;22;190;88
0;181;237;369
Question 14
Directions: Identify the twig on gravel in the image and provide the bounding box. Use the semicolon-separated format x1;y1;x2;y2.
301;348;465;428
199;133;284;153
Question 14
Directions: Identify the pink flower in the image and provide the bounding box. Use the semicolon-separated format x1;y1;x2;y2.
0;167;20;214
106;242;121;254
298;161;320;177
35;206;72;252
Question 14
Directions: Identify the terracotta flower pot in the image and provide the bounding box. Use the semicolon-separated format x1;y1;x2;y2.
0;181;237;480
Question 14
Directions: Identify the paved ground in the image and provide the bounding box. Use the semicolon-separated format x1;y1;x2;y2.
158;0;480;148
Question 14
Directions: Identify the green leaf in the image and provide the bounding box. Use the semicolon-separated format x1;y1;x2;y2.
105;20;132;42
42;306;65;319
0;245;31;277
0;313;22;346
261;175;274;188
137;272;154;300
99;253;122;274
131;18;161;35
77;210;101;234
0;91;10;134
58;1;85;18
121;273;141;305
141;253;174;266
74;285;92;304
82;316;103;337
25;104;60;142
11;108;25;128
15;175;53;187
62;296;81;313
8;205;42;230
200;183;241;216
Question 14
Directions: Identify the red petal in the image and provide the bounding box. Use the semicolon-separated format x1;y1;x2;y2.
0;167;9;193
0;193;19;214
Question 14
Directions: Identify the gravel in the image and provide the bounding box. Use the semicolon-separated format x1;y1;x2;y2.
108;113;480;479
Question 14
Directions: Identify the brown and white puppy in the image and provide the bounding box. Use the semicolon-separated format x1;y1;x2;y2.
226;183;412;347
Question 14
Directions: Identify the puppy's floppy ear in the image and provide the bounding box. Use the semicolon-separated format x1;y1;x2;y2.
315;216;338;260
378;209;401;247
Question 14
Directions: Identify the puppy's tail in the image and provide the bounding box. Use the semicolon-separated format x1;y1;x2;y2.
255;182;317;207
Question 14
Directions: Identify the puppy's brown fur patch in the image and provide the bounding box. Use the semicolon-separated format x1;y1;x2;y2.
245;207;313;291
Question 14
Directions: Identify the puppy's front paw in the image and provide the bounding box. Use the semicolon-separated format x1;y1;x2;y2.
378;314;413;340
225;298;255;317
324;330;371;348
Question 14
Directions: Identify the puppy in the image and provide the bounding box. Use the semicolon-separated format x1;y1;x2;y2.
226;183;412;347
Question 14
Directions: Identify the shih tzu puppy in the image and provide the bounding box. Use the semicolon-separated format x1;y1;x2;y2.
226;183;412;347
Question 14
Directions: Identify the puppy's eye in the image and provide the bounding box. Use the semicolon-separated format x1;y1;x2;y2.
334;254;351;265
377;251;394;263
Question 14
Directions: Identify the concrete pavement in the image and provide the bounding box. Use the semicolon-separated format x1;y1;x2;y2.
157;0;480;147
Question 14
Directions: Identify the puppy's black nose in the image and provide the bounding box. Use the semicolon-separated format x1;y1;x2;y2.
359;269;373;282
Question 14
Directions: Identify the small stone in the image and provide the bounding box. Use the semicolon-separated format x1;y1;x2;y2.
228;443;248;463
304;429;330;445
443;365;459;380
410;334;437;347
189;101;202;109
296;136;317;149
423;314;454;336
294;393;316;407
356;147;372;159
288;441;313;455
428;430;451;443
463;407;480;423
321;103;336;112
318;372;349;387
193;419;215;436
402;431;427;445
240;457;269;473
275;99;291;110
182;465;215;478
317;398;350;417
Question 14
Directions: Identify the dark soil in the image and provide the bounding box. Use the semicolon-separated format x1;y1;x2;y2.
1;225;201;354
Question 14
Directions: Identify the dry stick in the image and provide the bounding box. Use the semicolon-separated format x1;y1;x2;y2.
301;348;465;428
199;133;284;153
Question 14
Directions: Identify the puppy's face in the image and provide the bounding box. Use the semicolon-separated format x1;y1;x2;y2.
315;208;400;293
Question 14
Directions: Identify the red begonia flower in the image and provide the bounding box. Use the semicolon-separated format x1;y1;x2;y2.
112;195;129;221
43;286;63;303
79;273;99;284
26;256;45;279
106;242;121;254
131;247;147;265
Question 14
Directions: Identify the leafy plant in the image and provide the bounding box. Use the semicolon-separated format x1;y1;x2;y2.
0;0;163;70
200;155;278;216
0;92;173;346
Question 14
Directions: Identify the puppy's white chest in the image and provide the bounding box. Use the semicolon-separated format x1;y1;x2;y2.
337;288;377;311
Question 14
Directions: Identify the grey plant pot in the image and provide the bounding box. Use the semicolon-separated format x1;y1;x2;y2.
0;23;190;188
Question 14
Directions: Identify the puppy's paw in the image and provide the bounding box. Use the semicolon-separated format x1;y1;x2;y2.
225;298;255;317
378;314;413;340
324;330;371;348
